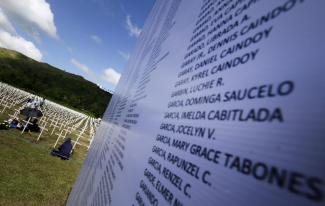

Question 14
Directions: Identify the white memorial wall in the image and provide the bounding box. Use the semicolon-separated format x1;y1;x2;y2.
67;0;325;205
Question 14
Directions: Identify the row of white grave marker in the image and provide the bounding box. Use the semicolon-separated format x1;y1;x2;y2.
0;82;101;152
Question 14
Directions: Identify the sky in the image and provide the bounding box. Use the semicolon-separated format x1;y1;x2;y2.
0;0;155;92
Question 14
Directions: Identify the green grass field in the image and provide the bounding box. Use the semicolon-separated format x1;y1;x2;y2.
0;110;88;206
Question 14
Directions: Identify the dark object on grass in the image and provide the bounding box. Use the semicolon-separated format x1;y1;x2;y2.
20;108;43;118
24;119;41;133
10;119;19;128
51;138;73;160
0;122;9;130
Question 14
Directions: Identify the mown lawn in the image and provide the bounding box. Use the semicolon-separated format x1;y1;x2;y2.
0;112;87;206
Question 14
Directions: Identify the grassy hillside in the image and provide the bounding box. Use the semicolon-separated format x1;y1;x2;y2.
0;47;111;117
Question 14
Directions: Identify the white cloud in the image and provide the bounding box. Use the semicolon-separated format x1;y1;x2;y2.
0;0;58;39
91;35;102;44
125;15;141;38
0;30;42;61
0;9;42;61
70;58;101;85
118;50;130;61
0;9;16;34
70;58;91;73
102;68;121;86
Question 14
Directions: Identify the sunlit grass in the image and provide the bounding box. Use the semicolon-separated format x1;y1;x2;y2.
0;109;88;206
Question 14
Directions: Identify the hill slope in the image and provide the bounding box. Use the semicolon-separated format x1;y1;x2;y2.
0;47;112;117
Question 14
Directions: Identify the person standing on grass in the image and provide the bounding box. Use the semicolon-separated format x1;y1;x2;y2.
40;98;45;108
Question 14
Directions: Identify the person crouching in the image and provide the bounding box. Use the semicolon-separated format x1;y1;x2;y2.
51;138;73;160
